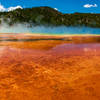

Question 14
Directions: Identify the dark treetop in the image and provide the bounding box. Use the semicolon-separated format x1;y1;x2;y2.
0;6;100;28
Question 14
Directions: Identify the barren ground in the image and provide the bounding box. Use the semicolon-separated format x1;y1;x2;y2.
0;34;100;100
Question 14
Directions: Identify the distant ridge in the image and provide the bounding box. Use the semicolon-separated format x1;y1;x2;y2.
0;6;100;28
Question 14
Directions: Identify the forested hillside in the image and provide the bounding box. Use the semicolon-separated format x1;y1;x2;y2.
0;6;100;28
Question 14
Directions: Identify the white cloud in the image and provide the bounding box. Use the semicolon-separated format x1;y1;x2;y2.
83;4;98;8
0;4;6;12
0;4;23;12
54;8;58;11
8;6;23;12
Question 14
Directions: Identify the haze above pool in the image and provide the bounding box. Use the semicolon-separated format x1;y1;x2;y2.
0;24;100;35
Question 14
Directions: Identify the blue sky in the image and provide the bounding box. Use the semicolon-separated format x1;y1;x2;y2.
0;0;100;13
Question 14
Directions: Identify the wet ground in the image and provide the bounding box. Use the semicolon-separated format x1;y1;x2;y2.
0;34;100;100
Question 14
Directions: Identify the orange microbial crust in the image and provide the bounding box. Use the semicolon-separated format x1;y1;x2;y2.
0;34;100;100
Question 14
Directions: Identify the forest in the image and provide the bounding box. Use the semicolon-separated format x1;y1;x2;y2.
0;6;100;28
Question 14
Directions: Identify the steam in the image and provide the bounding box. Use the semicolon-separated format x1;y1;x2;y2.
0;22;32;33
0;19;100;35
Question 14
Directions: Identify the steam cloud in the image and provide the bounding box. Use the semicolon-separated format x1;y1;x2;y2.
0;18;100;35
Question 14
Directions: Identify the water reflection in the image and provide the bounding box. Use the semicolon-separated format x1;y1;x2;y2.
51;43;100;56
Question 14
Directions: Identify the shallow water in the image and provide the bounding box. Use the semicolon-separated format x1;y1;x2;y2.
30;26;100;35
